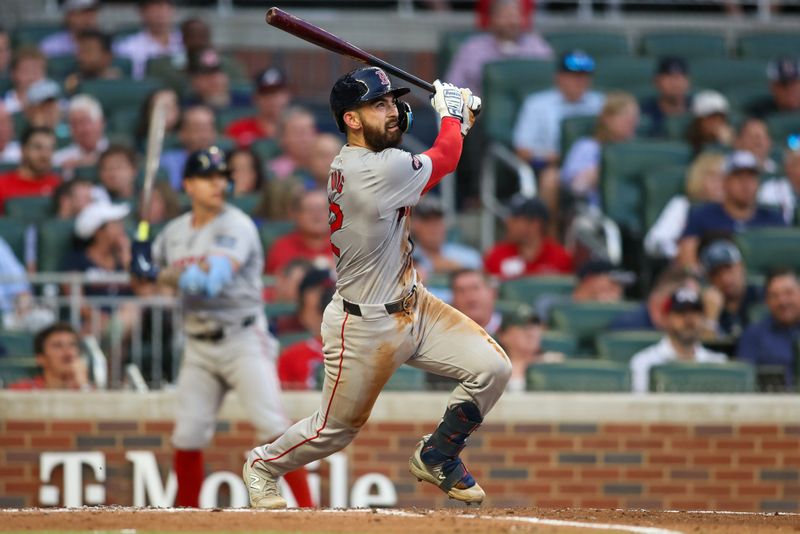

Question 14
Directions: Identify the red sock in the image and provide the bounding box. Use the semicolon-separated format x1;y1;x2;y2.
174;449;204;507
283;468;313;507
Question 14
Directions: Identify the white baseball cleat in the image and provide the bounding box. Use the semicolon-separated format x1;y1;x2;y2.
242;451;288;509
408;435;485;505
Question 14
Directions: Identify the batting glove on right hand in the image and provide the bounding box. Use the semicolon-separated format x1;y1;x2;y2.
179;264;209;296
459;88;482;137
430;80;465;122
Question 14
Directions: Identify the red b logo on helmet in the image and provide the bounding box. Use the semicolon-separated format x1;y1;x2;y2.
376;69;390;87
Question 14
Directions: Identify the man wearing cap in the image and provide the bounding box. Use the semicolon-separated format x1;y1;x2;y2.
677;150;785;270
686;90;733;156
749;57;800;118
640;56;691;138
0;127;61;214
40;0;100;58
184;48;250;110
114;0;184;80
225;67;291;149
484;195;573;280
629;287;728;393
23;79;65;135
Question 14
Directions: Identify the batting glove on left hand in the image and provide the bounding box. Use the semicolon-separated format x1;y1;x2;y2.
179;264;209;296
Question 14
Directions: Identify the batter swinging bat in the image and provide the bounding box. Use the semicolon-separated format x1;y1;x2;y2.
136;92;169;242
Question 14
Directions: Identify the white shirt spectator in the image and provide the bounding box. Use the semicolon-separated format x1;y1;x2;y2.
53;136;109;169
0;140;21;164
644;195;690;259
113;30;183;80
3;90;22;115
629;337;727;394
513;88;604;161
758;177;797;224
40;32;77;57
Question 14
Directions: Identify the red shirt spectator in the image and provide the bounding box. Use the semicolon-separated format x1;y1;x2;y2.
225;67;290;148
266;231;334;275
265;190;334;274
0;126;61;213
7;375;47;390
278;337;323;390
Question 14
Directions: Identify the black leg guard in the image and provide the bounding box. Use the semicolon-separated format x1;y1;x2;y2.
424;402;483;459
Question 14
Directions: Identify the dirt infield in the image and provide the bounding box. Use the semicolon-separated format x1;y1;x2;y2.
2;507;800;534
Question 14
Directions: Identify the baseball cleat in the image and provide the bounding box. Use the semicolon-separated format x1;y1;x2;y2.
243;452;288;509
408;434;485;505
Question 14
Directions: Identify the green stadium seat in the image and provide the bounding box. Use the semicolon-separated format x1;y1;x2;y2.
736;228;800;276
640;32;727;58
596;330;663;364
649;362;755;393
723;83;771;115
482;59;554;146
0;356;39;387
47;55;78;81
642;166;686;230
37;218;76;272
258;220;294;254
277;331;313;349
544;31;630;57
437;30;479;77
540;331;578;358
11;24;61;47
251;138;282;163
593;57;655;91
526;360;631;392
550;301;642;351
737;33;800;59
78;78;162;117
217;107;255;131
600;140;691;236
264;301;297;322
0;217;28;264
663;113;692;141
228;194;260;216
5;196;53;223
500;275;576;304
0;331;35;357
765;113;800;145
689;58;768;92
560;115;596;158
385;366;426;391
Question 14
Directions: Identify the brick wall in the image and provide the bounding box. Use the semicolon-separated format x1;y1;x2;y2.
2;418;798;511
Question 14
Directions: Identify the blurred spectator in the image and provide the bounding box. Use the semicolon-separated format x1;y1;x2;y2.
513;50;604;169
183;48;249;110
253;177;305;221
135;88;181;151
114;0;184;80
484;195;573;280
98;145;138;201
640;56;691;138
63;30;123;95
498;307;565;392
737;268;800;389
225;67;290;148
560;91;639;208
180;17;211;57
0;27;10;81
268;107;318;180
141;181;181;225
759;148;800;224
629;287;727;393
3;47;47;114
277;268;336;389
227;148;264;196
265;257;312;304
53;177;95;219
53;94;108;176
305;133;343;190
445;0;552;96
160;105;217;189
0;127;61;214
22;79;65;139
611;266;700;331
734;118;777;175
265;190;334;274
536;259;630;321
645;152;725;259
686;90;733;156
700;240;761;340
39;0;99;57
450;268;501;335
7;323;89;390
677;151;785;269
0;236;31;319
749;57;800;118
411;195;482;282
0;102;20;163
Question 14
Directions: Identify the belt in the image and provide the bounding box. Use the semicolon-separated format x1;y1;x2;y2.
189;315;256;342
342;286;417;317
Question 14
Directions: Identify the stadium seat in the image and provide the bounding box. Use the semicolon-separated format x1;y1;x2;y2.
765;113;800;145
736;228;800;276
46;55;78;81
37;218;76;272
78;78;162;118
228;194;260;216
0;356;39;387
11;23;61;47
540;330;579;358
544;31;630;57
73;165;98;182
0;217;28;264
640;32;727;58
526;360;631;392
437;29;479;77
649;362;755;393
737;33;800;59
277;331;312;349
723;83;772;115
217;107;255;131
663;113;692;141
560;115;596;158
482;59;554;147
642;166;686;231
595;330;663;364
264;301;297;322
550;301;642;351
500;275;576;304
385;366;426;391
107;108;139;143
593;57;655;91
600;140;691;236
5;196;53;223
0;331;35;357
258;220;294;254
250;138;282;163
689;58;768;92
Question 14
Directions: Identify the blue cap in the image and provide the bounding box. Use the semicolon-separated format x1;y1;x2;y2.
559;50;595;74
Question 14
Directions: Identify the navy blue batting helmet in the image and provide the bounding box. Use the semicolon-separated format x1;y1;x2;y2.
183;146;229;179
330;67;411;133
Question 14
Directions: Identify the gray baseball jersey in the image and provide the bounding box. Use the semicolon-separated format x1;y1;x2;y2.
153;204;263;323
329;146;433;305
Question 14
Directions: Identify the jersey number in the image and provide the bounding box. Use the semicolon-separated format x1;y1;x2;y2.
329;201;343;257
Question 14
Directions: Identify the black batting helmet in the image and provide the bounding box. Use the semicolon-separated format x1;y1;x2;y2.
183;146;229;179
330;67;410;133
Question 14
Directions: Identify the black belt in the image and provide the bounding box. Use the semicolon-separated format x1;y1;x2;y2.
190;315;256;342
342;286;417;317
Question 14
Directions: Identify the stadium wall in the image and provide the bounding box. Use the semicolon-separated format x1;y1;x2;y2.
1;392;799;511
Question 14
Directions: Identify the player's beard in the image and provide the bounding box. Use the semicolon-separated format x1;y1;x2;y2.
363;120;402;152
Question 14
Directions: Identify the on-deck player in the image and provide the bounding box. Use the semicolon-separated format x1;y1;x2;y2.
243;67;512;508
137;147;312;508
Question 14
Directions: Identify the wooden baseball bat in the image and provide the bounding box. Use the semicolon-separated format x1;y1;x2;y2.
136;92;169;242
265;7;435;94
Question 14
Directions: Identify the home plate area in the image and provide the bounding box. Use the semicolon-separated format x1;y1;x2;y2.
2;507;799;533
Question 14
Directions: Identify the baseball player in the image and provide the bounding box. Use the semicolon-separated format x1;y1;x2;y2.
135;147;312;508
243;67;511;509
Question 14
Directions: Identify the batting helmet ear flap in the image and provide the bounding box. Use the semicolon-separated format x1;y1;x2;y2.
397;100;413;133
